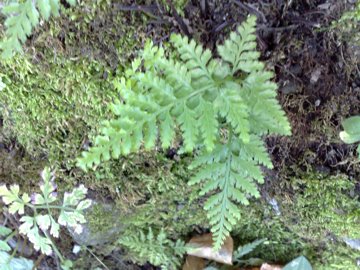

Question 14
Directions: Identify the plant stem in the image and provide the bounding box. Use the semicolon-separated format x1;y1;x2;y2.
85;246;110;270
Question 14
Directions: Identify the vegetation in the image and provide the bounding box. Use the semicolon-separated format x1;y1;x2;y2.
340;116;360;158
118;228;187;269
0;0;359;269
0;168;91;269
78;16;290;249
0;0;76;58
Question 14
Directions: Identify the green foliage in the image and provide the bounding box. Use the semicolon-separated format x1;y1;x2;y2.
0;226;12;253
283;173;360;241
0;167;91;268
0;225;34;270
113;154;207;242
332;1;360;44
283;256;312;270
233;238;266;262
340;115;360;158
0;251;34;270
0;0;76;58
0;56;117;165
189;136;273;249
118;228;187;270
0;78;5;91
78;15;290;250
314;243;360;270
161;0;188;16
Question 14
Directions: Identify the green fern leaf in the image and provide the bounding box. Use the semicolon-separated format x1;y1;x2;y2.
38;0;52;20
78;16;291;250
197;98;218;151
189;136;267;250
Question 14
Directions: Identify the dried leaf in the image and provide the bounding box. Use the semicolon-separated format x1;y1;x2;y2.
187;233;233;265
260;263;283;270
182;255;206;270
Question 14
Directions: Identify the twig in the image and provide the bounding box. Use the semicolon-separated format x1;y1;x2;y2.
85;246;110;270
212;19;235;33
112;4;159;20
257;24;299;32
232;0;267;23
32;254;46;270
165;0;191;36
112;4;157;13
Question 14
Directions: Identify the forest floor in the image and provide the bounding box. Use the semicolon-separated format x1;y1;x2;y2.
0;0;360;269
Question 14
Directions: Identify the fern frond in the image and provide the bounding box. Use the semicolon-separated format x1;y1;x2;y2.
189;136;268;250
0;0;76;59
78;16;291;251
118;228;187;270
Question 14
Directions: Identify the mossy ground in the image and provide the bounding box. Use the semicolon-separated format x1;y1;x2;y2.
0;0;359;269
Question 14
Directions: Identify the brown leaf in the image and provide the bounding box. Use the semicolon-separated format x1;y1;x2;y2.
187;233;233;265
182;255;206;270
260;263;283;270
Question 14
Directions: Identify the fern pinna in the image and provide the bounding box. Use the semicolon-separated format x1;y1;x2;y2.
78;16;291;250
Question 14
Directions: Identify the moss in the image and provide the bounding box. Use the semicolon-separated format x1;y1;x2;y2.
232;172;360;267
87;204;117;234
314;242;360;269
114;153;207;239
0;56;117;167
280;173;360;241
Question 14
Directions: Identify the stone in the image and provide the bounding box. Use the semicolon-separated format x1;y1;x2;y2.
68;203;123;246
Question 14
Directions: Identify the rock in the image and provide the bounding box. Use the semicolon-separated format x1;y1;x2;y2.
343;238;360;251
68;203;124;246
310;67;322;84
267;197;281;216
280;80;299;94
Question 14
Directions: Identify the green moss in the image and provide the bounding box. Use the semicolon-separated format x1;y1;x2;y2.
87;204;116;234
281;173;360;241
0;56;117;166
232;201;314;264
232;172;360;267
115;153;207;239
315;243;360;269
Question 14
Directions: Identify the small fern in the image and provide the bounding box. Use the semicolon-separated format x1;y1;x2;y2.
0;0;76;59
78;16;291;250
118;228;187;270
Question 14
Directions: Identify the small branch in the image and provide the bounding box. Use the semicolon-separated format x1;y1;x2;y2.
112;4;159;20
112;4;157;13
165;0;191;37
232;0;267;23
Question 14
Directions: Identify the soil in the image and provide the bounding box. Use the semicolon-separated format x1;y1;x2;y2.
0;0;359;269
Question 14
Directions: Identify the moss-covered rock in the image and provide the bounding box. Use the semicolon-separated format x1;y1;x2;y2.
232;172;360;268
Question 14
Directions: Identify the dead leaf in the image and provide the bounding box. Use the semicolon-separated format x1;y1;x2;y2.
260;263;283;270
187;233;233;265
182;255;206;270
